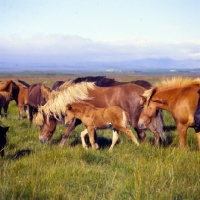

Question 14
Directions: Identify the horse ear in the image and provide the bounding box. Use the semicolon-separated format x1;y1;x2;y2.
41;82;52;101
67;104;72;110
139;95;146;105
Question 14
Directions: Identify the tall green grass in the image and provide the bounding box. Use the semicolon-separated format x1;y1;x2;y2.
0;101;200;200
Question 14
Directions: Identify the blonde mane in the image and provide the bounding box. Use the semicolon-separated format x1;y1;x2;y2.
142;77;200;104
35;81;95;125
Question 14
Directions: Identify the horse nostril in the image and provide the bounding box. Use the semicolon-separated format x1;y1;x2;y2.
138;122;146;129
65;122;70;127
39;137;47;144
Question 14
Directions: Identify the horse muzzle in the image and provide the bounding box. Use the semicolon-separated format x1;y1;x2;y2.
39;136;48;143
65;121;71;127
138;120;147;129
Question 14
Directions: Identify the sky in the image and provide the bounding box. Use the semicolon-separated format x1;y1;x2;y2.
0;0;200;66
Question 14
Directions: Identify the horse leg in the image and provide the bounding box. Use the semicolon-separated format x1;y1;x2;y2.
177;123;187;148
194;127;200;149
25;105;30;119
3;105;8;118
118;127;139;146
59;119;77;147
146;123;160;145
81;129;89;149
18;105;23;119
108;129;119;151
134;126;146;141
87;127;99;150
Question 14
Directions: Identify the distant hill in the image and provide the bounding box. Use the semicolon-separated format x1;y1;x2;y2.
0;58;199;74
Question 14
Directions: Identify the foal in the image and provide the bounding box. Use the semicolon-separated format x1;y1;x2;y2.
64;101;139;150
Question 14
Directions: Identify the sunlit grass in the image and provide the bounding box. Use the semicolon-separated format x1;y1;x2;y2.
0;80;200;199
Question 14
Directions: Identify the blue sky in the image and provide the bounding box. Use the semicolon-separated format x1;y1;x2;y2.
0;0;200;65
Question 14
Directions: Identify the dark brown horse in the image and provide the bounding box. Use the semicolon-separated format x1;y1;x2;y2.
194;90;200;126
0;124;9;157
28;83;51;124
138;77;200;149
52;76;152;90
35;79;165;146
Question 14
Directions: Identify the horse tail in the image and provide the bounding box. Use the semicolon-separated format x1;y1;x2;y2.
151;109;166;142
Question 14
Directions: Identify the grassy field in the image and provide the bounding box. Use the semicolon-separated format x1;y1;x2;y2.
0;74;200;200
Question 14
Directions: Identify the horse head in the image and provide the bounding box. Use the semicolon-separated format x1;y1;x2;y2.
64;104;76;127
35;111;57;143
138;88;159;130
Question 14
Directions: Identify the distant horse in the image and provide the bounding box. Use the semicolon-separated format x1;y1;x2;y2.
35;79;165;146
13;81;29;119
0;125;9;157
52;76;152;91
0;80;17;118
28;83;51;124
138;77;200;149
64;101;139;150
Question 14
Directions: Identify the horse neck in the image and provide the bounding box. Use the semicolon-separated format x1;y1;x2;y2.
74;103;94;119
151;88;180;111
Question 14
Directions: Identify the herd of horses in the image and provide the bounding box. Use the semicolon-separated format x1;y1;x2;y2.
1;75;200;157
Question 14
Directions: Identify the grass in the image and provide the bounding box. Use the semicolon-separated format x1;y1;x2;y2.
0;75;200;200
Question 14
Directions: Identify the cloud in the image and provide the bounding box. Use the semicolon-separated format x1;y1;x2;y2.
0;34;200;64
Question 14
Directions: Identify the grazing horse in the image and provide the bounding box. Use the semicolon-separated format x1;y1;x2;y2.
0;125;9;157
64;101;139;150
34;79;165;146
138;77;200;149
0;80;17;118
28;83;51;125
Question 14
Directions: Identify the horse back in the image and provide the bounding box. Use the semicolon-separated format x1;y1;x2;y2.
28;83;46;108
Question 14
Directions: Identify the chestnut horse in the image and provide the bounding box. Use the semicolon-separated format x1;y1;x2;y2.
138;77;200;149
64;101;139;150
13;81;29;119
35;80;165;146
0;80;18;118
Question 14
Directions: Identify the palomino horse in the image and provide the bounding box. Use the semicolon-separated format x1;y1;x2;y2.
138;77;200;149
64;101;139;150
0;80;18;118
35;79;165;146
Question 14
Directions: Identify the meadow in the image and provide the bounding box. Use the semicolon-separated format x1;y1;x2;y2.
0;74;200;200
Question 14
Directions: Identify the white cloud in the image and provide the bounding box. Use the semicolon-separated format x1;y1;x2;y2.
0;34;200;63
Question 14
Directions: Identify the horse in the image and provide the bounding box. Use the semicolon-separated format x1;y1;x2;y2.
138;77;200;149
0;125;9;157
28;83;51;125
52;76;152;91
194;90;200;126
0;80;17;118
64;101;139;150
34;79;165;146
12;81;29;119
